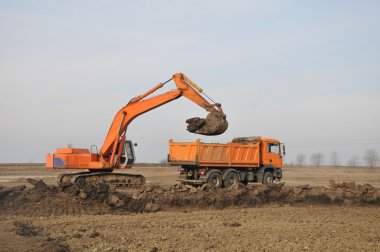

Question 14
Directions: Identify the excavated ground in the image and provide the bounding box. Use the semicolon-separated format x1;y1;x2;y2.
0;179;379;216
2;166;380;251
1;178;380;251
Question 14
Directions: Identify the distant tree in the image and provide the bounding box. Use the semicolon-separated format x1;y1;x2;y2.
296;154;306;167
285;162;295;167
310;152;324;168
363;149;379;168
67;143;73;148
347;155;359;169
329;151;340;168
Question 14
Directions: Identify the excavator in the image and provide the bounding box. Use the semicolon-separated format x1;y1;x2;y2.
46;73;228;187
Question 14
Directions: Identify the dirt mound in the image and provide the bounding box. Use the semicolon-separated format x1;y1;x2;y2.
0;179;379;216
0;179;111;216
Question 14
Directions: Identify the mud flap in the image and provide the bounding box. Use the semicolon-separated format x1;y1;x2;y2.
186;110;228;135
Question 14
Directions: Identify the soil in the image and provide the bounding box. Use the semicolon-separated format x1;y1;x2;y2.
232;136;262;144
1;206;379;251
1;165;380;251
186;110;228;135
1;179;379;217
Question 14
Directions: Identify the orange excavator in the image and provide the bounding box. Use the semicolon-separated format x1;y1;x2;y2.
46;73;228;187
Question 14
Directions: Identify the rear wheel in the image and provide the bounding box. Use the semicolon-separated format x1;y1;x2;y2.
263;171;273;184
207;172;223;188
224;172;239;188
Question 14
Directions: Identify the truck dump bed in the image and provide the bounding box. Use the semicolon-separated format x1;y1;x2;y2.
168;139;261;168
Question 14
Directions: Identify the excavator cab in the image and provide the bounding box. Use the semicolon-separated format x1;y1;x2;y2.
119;140;135;168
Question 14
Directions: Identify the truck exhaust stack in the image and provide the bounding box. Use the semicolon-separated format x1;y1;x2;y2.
186;110;228;135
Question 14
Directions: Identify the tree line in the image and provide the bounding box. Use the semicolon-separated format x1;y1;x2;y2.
293;149;379;168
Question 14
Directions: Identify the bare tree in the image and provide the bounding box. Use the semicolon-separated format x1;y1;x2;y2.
363;149;379;168
347;155;359;169
296;154;306;167
329;151;340;168
310;152;324;168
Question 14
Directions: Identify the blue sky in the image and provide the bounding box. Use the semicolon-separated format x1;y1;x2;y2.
0;0;379;165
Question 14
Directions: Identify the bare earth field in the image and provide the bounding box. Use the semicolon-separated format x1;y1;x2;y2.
0;164;380;252
1;164;380;188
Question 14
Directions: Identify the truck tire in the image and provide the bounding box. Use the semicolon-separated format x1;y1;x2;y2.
223;172;239;188
263;171;273;184
207;172;223;188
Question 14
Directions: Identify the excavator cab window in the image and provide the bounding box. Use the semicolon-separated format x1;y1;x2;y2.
119;140;135;167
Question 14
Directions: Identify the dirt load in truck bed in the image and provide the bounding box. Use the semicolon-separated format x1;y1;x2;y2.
232;136;262;144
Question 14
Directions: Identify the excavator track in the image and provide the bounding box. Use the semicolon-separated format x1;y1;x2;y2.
58;172;145;188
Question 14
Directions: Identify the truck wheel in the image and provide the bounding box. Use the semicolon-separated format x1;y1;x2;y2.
224;172;239;188
263;172;273;184
207;172;222;188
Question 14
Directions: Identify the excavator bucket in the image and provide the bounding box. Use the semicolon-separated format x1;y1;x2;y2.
186;110;228;135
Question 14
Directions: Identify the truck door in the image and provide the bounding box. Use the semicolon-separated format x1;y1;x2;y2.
264;142;282;168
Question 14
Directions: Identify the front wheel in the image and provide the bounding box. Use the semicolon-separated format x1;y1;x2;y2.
263;172;273;184
207;172;223;188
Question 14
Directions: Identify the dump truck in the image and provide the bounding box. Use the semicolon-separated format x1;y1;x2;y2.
168;137;285;187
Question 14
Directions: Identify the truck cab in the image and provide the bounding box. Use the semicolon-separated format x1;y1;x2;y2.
259;138;285;184
261;138;284;168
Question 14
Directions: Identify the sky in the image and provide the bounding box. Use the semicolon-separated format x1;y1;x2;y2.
0;0;379;165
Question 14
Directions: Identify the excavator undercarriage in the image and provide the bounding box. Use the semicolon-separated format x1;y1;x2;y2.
58;172;145;188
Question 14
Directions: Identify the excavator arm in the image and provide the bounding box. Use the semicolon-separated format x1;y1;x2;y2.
100;73;227;167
